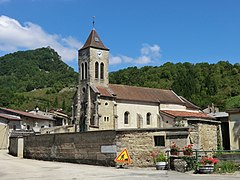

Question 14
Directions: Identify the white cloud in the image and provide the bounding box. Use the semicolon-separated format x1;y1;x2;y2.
0;15;82;62
109;44;161;65
141;44;161;59
109;55;122;65
135;56;151;64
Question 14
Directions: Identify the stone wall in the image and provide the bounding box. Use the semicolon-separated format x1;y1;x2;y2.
9;137;18;156
199;123;218;150
188;120;219;151
9;136;24;157
24;130;117;166
20;127;189;167
115;128;189;167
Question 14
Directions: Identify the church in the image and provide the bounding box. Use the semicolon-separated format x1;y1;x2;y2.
73;28;214;133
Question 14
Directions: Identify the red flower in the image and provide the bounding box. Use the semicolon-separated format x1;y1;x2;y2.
183;144;193;153
170;142;180;152
200;156;219;165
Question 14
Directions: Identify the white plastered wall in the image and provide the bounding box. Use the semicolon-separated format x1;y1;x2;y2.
116;101;159;129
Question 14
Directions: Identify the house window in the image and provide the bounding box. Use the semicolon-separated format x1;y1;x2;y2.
95;62;99;78
124;111;129;124
146;112;151;125
154;136;165;146
13;125;16;130
100;62;104;79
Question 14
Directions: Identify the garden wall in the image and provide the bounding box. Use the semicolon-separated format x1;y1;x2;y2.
24;130;117;166
21;127;189;167
116;128;189;167
188;120;219;151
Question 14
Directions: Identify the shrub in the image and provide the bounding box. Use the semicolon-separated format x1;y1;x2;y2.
150;151;166;163
214;161;237;173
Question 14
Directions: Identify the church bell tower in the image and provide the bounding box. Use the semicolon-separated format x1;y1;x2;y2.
78;29;109;87
76;26;109;132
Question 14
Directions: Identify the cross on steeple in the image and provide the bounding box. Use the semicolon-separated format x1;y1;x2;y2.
92;16;95;29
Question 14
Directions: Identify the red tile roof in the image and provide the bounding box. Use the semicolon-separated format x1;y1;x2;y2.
96;86;113;97
0;107;54;121
80;29;109;50
161;110;212;119
96;84;185;105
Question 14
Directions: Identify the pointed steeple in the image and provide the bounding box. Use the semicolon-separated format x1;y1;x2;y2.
80;29;109;51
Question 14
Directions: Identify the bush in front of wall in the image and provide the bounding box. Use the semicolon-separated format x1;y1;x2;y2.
214;161;237;173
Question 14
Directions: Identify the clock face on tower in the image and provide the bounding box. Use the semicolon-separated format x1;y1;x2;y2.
97;50;102;57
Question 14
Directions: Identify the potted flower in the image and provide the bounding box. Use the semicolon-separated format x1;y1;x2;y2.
198;156;219;173
182;144;193;156
170;142;180;155
150;151;167;170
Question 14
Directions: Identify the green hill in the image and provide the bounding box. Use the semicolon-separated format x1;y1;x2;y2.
0;47;78;114
109;61;240;110
1;47;239;113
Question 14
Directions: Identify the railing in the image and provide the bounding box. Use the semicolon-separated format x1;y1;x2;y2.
165;149;240;170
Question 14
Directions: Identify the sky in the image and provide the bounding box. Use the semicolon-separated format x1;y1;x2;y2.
1;0;240;72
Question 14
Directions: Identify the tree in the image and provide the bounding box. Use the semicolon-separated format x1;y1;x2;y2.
53;97;59;108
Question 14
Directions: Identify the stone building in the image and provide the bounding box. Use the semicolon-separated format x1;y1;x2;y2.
72;28;220;151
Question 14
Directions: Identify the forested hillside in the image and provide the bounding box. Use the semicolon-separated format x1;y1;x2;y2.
1;47;239;113
0;47;78;113
109;61;240;110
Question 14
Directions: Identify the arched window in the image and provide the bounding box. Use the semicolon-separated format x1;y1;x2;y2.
81;63;84;80
124;111;129;124
146;112;151;125
95;62;99;79
100;62;104;79
85;62;88;79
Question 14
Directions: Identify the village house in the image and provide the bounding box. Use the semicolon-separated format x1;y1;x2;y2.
0;107;55;130
0;107;55;149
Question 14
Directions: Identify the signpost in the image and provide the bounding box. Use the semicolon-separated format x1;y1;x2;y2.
114;148;132;165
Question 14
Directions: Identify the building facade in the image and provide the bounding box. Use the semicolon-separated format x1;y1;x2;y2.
73;28;217;137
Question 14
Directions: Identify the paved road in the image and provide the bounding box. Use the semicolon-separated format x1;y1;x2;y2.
0;150;239;180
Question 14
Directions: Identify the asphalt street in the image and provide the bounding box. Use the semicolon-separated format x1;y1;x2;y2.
0;150;239;180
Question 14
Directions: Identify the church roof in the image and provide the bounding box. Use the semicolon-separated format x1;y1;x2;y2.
96;84;185;105
161;110;213;119
179;96;200;110
80;29;109;50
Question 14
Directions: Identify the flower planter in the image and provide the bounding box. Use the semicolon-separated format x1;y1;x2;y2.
198;164;214;174
156;162;167;170
170;151;179;156
183;151;192;156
